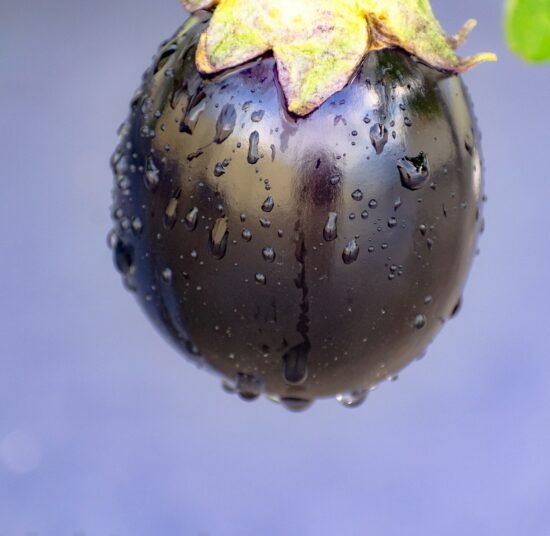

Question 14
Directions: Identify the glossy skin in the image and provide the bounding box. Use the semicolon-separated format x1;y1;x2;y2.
110;12;484;408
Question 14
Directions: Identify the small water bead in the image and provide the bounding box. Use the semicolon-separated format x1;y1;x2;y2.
424;295;433;304
450;297;462;318
394;197;402;211
342;239;359;264
214;103;237;143
387;217;397;228
369;123;389;154
361;210;369;219
336;389;368;408
255;272;267;285
163;195;180;230
262;247;276;262
261;195;274;212
144;156;160;190
240;213;246;222
214;162;226;176
131;217;143;235
368;199;378;209
329;176;341;186
397;152;430;190
184;207;199;231
322;212;338;242
251;110;265;122
161;267;173;284
241;229;252;242
247;131;260;164
414;314;427;329
259;218;271;228
190;249;199;260
404;117;412;127
351;189;363;201
349;212;356;220
210;217;229;260
283;344;309;385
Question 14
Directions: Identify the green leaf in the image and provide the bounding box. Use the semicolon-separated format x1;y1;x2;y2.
505;0;550;62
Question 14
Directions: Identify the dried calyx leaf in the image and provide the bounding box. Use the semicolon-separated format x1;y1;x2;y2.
181;0;496;116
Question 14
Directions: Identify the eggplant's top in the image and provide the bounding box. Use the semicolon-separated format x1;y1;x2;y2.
181;0;496;116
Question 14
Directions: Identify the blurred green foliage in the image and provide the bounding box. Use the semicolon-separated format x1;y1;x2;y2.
505;0;550;61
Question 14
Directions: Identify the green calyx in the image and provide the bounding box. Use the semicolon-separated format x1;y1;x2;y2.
180;0;496;116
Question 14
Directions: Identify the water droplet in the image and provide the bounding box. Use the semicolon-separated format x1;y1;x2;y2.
262;247;276;262
163;195;179;230
351;189;364;201
342;239;359;264
414;314;427;329
114;240;134;275
214;103;237;143
161;267;172;284
131;217;143;235
387;216;397;228
394;197;402;211
281;397;312;412
255;272;266;285
184;207;199;231
235;373;263;401
397;152;430;190
144;156;160;190
214;162;226;176
180;91;207;134
424;295;432;304
247;131;260;164
450;297;462;318
368;199;378;209
323;212;338;242
370;123;388;154
251;110;265;122
329;175;341;186
404;117;412;127
363;114;371;124
259;218;271;228
361;210;369;220
336;389;368;408
210;217;229;259
261;195;274;212
283;343;309;385
241;229;252;242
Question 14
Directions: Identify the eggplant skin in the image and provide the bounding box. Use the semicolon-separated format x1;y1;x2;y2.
109;11;484;405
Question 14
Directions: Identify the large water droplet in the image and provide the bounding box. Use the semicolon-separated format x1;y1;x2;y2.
210;217;229;259
370;123;388;154
214;104;237;143
114;239;134;275
261;195;274;213
336;389;368;408
248;131;260;164
398;152;430;190
144;156;160;190
281;397;313;412
323;212;338;242
351;189;364;201
180;91;206;134
342;239;359;264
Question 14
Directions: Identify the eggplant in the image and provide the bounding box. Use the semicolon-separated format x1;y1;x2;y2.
109;8;489;409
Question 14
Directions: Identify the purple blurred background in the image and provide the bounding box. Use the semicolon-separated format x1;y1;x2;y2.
1;0;549;534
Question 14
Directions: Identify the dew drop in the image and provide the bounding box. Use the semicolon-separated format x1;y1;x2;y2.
368;199;378;209
210;217;229;259
144;156;160;190
261;195;274;213
323;212;338;242
161;267;173;284
336;389;368;408
251;110;265;122
281;397;312;412
387;216;397;228
262;247;276;262
397;152;430;190
247;131;260;164
255;272;266;285
184;207;199;231
369;123;389;154
241;229;252;242
351;189;364;201
414;314;427;329
214;103;237;143
113;240;134;275
342;239;359;264
283;343;309;385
